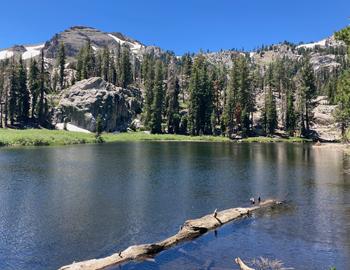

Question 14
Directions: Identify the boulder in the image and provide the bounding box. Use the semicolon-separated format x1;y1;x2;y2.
54;77;142;132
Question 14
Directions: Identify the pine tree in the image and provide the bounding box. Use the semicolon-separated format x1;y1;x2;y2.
224;58;239;136
285;88;296;135
119;46;133;88
29;59;40;119
84;40;95;79
334;70;350;139
95;50;103;78
52;70;59;92
188;55;213;135
264;86;278;135
263;64;278;135
237;56;252;135
108;55;117;85
75;41;96;81
101;47;110;81
166;61;180;134
334;26;350;140
38;50;47;124
142;55;155;127
95;114;103;137
0;64;4;127
57;42;66;89
17;57;30;122
76;47;84;81
211;68;225;132
335;26;350;56
149;61;164;134
8;59;18;125
180;53;192;104
300;57;316;133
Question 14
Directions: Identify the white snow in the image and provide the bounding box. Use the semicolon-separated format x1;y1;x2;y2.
22;44;45;60
130;43;142;52
92;46;98;51
108;33;143;53
108;33;127;45
55;123;91;133
249;52;256;58
0;44;44;61
0;50;14;60
296;39;327;49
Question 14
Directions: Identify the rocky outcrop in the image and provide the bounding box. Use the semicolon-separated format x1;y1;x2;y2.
204;36;345;74
311;96;341;142
54;77;142;132
253;93;341;142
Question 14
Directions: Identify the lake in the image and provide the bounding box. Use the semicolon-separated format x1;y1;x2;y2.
0;142;349;270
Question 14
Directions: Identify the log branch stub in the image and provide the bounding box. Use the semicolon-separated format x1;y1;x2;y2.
235;257;255;270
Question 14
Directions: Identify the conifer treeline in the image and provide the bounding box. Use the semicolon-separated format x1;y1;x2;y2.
0;36;348;138
0;50;50;127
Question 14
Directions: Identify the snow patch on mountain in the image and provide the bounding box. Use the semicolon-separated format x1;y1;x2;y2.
0;50;14;60
108;33;127;45
296;39;327;49
22;44;45;60
108;33;143;53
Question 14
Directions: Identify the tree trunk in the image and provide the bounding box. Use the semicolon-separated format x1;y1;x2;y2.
305;103;310;132
59;200;282;270
4;91;8;128
0;96;2;128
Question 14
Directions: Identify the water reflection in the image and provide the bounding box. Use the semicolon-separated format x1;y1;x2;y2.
0;142;349;270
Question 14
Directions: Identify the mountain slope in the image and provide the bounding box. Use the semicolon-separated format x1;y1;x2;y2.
0;26;346;77
0;26;164;61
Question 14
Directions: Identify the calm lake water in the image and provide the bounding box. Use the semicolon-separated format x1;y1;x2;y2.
0;142;349;270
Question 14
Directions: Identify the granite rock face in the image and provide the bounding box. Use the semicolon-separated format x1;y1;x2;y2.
311;96;341;142
44;26;144;58
54;77;142;132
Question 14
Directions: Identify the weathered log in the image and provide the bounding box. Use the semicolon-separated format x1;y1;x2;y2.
59;199;281;270
235;257;255;270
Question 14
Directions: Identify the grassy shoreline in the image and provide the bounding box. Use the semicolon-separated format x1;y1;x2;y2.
0;128;314;148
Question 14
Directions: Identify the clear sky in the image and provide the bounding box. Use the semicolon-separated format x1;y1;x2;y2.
0;0;349;54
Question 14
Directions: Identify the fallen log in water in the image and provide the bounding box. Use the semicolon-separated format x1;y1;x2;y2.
59;199;281;270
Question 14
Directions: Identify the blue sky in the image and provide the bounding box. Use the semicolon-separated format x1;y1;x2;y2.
0;0;349;54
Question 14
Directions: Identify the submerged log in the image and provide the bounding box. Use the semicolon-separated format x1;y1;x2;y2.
59;199;281;270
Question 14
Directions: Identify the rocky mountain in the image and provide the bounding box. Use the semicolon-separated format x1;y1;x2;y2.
44;26;145;59
0;26;346;76
204;35;346;73
0;26;163;62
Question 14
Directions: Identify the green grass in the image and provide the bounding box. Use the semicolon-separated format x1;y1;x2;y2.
240;136;311;143
102;132;231;142
0;129;99;147
0;129;312;148
0;129;230;147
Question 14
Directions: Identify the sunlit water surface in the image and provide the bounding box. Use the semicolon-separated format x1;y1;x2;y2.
0;142;349;270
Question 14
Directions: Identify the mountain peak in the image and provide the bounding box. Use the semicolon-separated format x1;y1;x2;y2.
68;25;97;31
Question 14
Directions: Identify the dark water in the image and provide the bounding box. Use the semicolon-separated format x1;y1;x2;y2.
0;142;349;270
